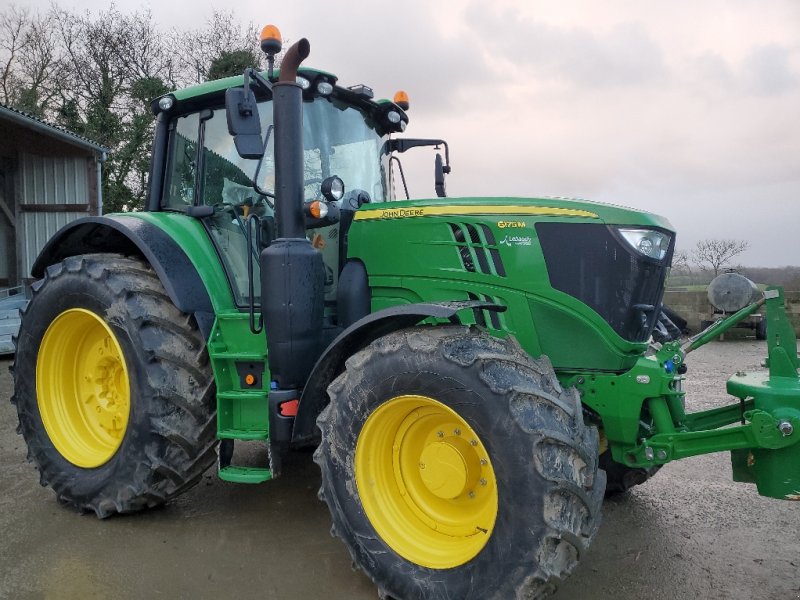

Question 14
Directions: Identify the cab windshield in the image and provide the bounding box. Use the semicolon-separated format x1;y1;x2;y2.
162;97;388;305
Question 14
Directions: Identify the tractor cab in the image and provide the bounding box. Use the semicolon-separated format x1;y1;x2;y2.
156;71;395;307
152;66;446;317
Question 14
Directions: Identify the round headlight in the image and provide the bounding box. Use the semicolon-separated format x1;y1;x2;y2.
317;81;333;96
321;176;345;202
158;96;174;111
296;76;311;90
387;111;401;124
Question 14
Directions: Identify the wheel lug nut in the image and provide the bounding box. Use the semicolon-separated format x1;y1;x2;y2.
454;429;461;436
480;459;487;466
479;478;487;486
470;439;478;446
436;431;444;438
468;490;475;498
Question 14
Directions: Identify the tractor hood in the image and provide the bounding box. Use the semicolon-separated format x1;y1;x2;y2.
347;196;675;373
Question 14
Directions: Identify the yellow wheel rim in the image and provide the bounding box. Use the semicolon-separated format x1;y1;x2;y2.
36;308;131;468
355;395;498;569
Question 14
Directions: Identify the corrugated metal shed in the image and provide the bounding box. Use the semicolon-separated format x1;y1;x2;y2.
0;104;109;355
19;153;94;278
0;103;108;291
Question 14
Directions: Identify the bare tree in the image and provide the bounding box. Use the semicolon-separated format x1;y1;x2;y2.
693;239;750;276
175;10;261;85
0;3;267;211
52;5;179;211
0;6;29;106
671;249;692;274
0;5;60;115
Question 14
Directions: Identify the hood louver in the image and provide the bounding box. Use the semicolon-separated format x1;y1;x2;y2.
448;223;506;277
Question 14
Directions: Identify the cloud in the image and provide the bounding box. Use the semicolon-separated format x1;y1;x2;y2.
743;44;799;95
276;1;497;115
464;5;666;88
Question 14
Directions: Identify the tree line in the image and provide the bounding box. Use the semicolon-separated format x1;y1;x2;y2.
1;4;264;212
670;239;799;289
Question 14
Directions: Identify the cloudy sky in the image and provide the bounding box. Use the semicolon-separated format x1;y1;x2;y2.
25;0;800;265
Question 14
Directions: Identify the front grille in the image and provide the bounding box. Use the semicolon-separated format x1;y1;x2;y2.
449;223;506;277
536;222;672;342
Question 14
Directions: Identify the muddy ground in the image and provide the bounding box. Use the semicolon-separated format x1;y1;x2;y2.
1;338;798;599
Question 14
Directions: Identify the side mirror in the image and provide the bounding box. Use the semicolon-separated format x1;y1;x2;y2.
225;87;264;159
434;153;447;198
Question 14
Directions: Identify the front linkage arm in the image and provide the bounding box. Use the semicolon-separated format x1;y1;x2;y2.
573;287;800;501
629;288;800;500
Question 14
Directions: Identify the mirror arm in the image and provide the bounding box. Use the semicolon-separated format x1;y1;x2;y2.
237;68;272;120
388;138;452;172
389;156;410;200
252;125;276;201
247;67;273;94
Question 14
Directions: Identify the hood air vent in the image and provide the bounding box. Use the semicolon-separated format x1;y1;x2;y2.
448;223;506;277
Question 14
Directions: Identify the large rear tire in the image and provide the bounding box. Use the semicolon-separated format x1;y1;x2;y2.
315;326;604;600
12;254;217;517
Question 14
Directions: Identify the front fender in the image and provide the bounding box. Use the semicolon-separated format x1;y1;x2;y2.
291;300;505;446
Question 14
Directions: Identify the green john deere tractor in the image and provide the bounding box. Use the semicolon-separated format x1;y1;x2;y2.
11;27;800;600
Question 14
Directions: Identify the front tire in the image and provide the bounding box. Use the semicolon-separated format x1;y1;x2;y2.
600;450;661;495
315;326;604;600
755;318;767;340
12;254;217;517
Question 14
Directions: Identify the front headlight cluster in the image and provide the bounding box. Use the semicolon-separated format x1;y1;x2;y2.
616;228;671;260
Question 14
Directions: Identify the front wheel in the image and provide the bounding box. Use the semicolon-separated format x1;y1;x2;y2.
315;326;604;599
755;318;767;340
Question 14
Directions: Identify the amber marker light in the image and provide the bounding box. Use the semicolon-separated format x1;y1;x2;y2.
260;24;282;55
393;90;410;110
307;201;328;219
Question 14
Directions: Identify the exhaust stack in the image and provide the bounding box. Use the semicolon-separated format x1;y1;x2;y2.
261;39;325;388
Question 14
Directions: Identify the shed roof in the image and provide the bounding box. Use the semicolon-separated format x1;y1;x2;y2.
0;103;109;154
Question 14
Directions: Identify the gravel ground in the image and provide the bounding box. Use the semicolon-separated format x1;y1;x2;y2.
1;338;798;599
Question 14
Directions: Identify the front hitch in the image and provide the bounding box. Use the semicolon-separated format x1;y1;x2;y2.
612;287;800;500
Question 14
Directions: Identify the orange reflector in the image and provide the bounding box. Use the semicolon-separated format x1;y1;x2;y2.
279;399;299;417
245;374;255;386
309;201;323;218
393;90;410;110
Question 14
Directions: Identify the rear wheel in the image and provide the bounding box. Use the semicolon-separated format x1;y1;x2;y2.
12;254;217;517
315;326;604;599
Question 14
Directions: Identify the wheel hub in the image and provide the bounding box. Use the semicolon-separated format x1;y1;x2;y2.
418;436;482;499
36;308;131;468
355;395;498;569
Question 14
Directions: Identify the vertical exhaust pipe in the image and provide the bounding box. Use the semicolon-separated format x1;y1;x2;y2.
273;39;310;238
261;39;325;389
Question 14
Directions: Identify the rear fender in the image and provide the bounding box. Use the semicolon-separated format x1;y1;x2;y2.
31;215;215;337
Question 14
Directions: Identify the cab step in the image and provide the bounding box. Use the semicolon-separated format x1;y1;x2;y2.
218;466;272;484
